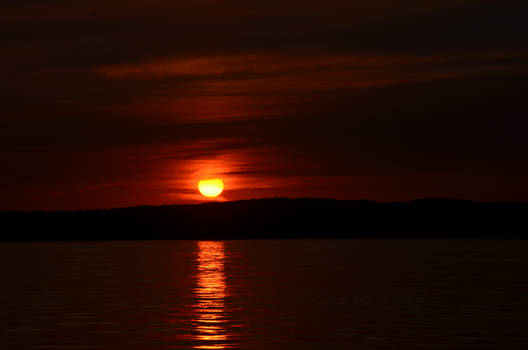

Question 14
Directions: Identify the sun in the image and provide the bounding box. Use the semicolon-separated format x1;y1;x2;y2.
198;178;224;198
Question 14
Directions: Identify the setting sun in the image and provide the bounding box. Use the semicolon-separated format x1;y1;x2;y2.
198;178;224;198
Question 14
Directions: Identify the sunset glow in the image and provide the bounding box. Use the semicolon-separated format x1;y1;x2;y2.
2;0;527;211
198;179;224;198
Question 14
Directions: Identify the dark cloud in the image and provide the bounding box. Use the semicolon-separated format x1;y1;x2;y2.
1;0;527;209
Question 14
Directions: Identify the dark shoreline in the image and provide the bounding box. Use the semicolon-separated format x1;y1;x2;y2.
2;198;527;241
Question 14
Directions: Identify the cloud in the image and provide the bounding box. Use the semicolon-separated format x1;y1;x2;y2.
96;51;528;79
2;0;528;209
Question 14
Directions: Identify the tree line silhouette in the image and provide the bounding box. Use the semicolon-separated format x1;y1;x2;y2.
1;198;526;241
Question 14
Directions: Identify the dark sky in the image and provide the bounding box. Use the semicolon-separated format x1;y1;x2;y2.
2;0;527;210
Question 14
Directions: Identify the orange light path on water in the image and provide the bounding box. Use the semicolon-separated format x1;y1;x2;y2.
193;241;228;349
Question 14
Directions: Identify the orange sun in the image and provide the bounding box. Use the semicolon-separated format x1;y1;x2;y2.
198;178;224;198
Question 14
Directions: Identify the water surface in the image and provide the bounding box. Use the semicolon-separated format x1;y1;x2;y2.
1;240;527;349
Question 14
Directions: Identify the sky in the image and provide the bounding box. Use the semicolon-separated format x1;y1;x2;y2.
1;0;527;210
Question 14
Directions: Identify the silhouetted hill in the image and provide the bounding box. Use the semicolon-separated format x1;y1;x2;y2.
1;198;527;241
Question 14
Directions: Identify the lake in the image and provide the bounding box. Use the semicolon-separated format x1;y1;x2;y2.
1;240;527;349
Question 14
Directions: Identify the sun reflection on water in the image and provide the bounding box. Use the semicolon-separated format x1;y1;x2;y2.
193;241;229;349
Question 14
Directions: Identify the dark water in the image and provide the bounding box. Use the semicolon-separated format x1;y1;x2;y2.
1;240;527;349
